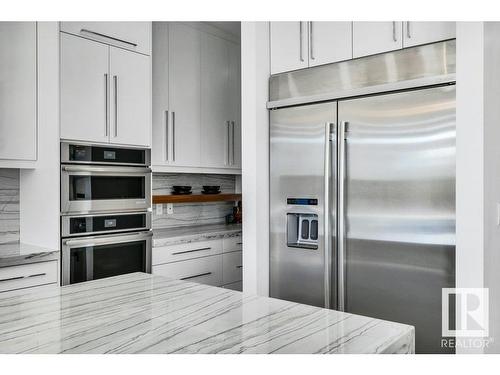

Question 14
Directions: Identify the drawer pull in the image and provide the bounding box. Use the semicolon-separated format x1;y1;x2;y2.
181;272;212;281
0;272;46;283
236;242;242;245
236;265;243;269
172;247;211;256
80;29;138;47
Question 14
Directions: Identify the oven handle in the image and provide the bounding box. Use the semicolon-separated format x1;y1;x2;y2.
62;166;152;174
63;231;153;247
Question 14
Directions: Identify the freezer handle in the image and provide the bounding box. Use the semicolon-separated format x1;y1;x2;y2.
337;121;347;311
324;122;334;309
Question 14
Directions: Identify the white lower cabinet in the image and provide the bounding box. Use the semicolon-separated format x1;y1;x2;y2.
152;234;242;291
0;261;58;293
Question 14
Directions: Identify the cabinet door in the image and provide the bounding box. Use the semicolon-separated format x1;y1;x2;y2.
60;22;151;55
270;22;308;74
309;22;352;67
201;32;231;168
403;22;455;48
109;47;151;147
0;22;37;161
168;23;201;167
228;42;241;169
152;22;169;165
353;22;403;58
60;33;109;144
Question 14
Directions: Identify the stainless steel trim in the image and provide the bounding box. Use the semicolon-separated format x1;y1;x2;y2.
299;22;304;62
231;121;235;165
113;75;118;137
172;112;176;162
181;272;212;281
407;21;411;38
268;40;456;108
165;110;169;162
60;142;151;166
309;22;315;60
61;211;152;238
0;273;46;283
337;121;347;311
63;231;153;247
171;247;211;256
80;29;138;47
62;165;151;173
104;74;109;137
323;122;332;309
392;21;397;42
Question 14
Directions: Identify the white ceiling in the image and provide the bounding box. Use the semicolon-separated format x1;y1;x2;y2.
206;22;241;38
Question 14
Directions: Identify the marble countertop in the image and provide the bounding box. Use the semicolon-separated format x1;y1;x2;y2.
0;242;59;268
153;223;242;247
0;273;414;354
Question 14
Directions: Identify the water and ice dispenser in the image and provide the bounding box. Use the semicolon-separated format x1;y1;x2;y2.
287;213;319;250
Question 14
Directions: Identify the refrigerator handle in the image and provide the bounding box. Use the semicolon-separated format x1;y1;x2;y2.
338;121;347;311
324;122;334;309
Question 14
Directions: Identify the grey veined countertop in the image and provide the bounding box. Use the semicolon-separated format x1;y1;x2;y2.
0;273;414;354
0;242;59;268
153;223;242;247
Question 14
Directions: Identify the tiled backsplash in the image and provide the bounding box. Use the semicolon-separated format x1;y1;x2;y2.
152;173;237;229
0;169;20;244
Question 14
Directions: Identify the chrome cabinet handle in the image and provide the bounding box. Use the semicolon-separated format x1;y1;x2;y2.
113;75;118;137
104;73;109;137
0;273;46;283
64;231;153;247
172;112;176;162
226;121;231;165
309;22;315;60
172;247;211;256
165;110;169;162
392;22;397;42
299;22;304;62
406;21;411;38
337;121;348;311
180;272;212;281
231;121;235;165
62;165;152;173
80;29;138;47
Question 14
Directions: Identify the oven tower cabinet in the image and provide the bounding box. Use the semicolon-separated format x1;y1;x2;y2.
151;22;241;174
60;22;152;148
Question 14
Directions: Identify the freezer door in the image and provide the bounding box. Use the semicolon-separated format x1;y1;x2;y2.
338;85;455;353
270;102;337;308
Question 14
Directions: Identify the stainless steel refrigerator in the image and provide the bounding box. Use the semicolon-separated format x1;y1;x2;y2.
270;85;456;354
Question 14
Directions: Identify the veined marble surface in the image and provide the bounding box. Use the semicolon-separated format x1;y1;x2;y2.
153;223;242;247
0;242;59;268
0;273;414;354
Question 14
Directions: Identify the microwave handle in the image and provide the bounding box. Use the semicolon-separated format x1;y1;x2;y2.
64;231;153;247
62;166;152;174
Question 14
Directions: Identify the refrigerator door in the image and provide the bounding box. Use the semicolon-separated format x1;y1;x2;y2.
270;102;337;308
338;85;455;353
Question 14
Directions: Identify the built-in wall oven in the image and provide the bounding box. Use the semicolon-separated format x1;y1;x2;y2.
60;142;152;286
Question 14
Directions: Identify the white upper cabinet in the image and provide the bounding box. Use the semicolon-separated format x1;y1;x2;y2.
353;22;403;58
109;47;151;147
0;22;37;163
403;22;455;48
308;22;352;67
228;42;241;169
60;22;151;55
168;23;201;167
60;33;109;144
270;22;308;74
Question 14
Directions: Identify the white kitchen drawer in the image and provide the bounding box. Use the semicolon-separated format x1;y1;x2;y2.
0;261;58;293
153;255;222;286
222;251;242;285
153;239;223;265
222;281;242;292
60;22;151;55
222;234;242;253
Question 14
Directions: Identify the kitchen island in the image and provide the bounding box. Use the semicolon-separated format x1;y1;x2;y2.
0;273;414;354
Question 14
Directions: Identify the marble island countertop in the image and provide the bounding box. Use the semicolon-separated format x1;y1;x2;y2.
0;242;59;268
0;273;414;354
153;223;242;247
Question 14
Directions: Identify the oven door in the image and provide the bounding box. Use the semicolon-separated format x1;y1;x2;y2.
61;165;152;214
61;231;152;285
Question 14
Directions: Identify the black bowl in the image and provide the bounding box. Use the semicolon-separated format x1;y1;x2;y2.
172;185;192;192
202;185;220;191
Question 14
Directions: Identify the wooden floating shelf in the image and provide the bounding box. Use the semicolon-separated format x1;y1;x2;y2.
153;193;242;204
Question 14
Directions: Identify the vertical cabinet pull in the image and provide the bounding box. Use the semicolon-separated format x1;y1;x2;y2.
406;21;411;38
104;73;109;137
299;22;304;62
309;22;315;60
165;110;169;162
172;112;176;162
113;75;118;137
231;121;235;166
392;21;397;42
226;121;231;165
